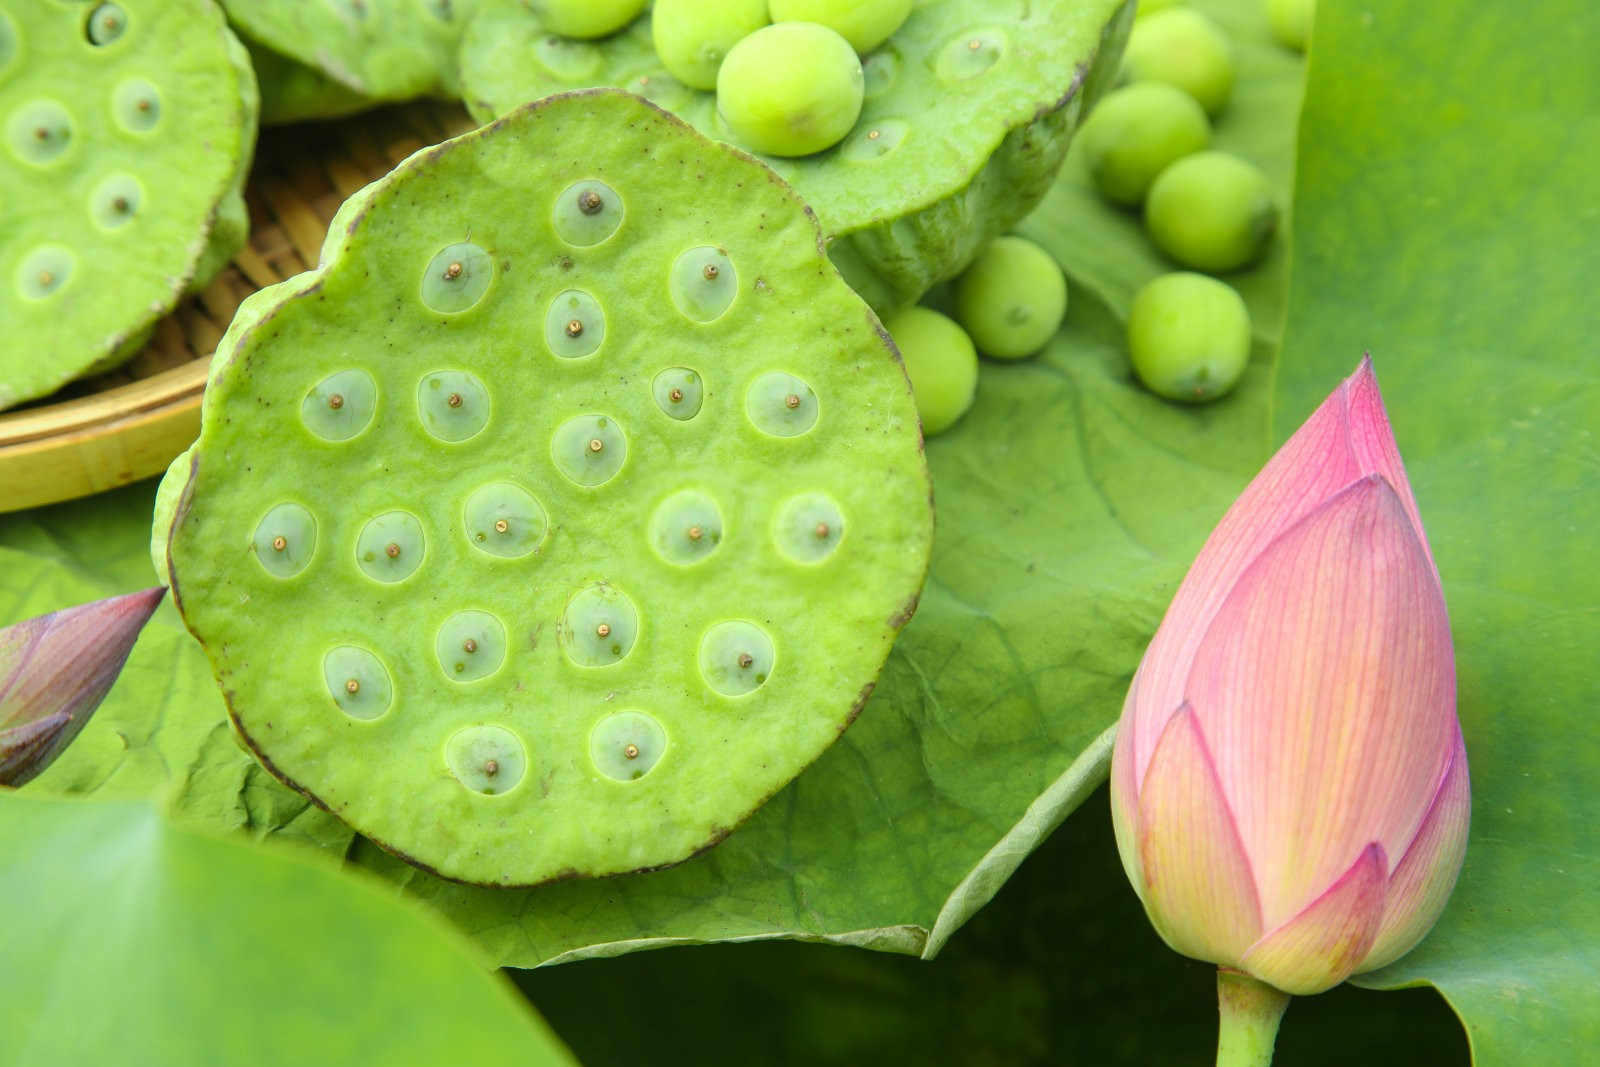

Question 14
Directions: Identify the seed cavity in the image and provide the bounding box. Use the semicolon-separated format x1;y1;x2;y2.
699;621;776;698
7;100;74;166
86;3;128;46
463;479;551;560
560;583;639;667
356;511;426;583
746;371;820;437
648;489;724;566
545;289;605;358
652;367;705;421
553;178;623;246
774;492;846;564
551;413;627;487
112;78;161;134
323;646;393;721
420;241;492;314
444;724;526;794
89;173;143;229
862;49;900;98
936;28;1008;82
16;246;74;301
669;246;737;323
417;370;490;442
302;368;377;442
590;710;667;782
435;611;508;683
252;503;317;579
841;119;910;162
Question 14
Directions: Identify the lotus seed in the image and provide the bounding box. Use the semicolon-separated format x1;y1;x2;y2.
688;525;703;541
767;0;911;54
651;0;770;90
653;368;705;420
418;370;490;442
494;519;509;534
87;4;127;46
385;543;401;559
566;319;584;338
588;438;603;452
464;482;549;559
252;503;317;579
435;611;508;682
444;724;525;793
545;290;605;357
323;646;393;721
590;711;668;781
579;190;603;214
1126;272;1251;404
648;489;724;565
670;247;737;322
774;492;845;564
1077;83;1211;206
953;236;1068;360
717;23;864;158
703;263;719;281
816;523;830;538
883;306;978;437
624;744;640;760
302;369;376;442
485;759;499;776
746;372;819;437
670;388;684;403
561;584;639;667
935;29;1007;82
421;243;492;314
345;679;360;694
329;395;344;409
699;621;775;697
1268;0;1316;52
531;0;647;39
444;262;463;280
463;638;478;653
552;414;628;486
596;623;611;639
356;512;425;583
272;536;287;552
554;180;624;246
1122;8;1235;116
738;653;754;669
1145;151;1278;272
111;78;162;134
785;393;801;410
446;392;463;408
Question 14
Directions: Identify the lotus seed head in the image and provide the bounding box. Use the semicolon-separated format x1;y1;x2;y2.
703;263;719;280
785;393;801;409
596;622;612;638
271;536;287;552
737;652;754;669
328;393;345;410
484;759;499;776
345;678;360;694
385;542;401;558
443;261;464;280
566;318;585;338
578;189;604;215
463;638;478;653
624;743;640;760
494;518;509;534
588;437;604;453
447;392;463;408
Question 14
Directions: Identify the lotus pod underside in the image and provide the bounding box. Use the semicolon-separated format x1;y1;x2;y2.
222;0;476;124
156;89;934;887
1;0;256;409
459;0;1134;314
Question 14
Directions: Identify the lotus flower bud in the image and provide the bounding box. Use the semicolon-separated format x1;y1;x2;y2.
1109;358;1469;997
0;587;166;787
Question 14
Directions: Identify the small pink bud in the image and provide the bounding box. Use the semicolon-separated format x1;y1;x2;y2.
1109;358;1469;996
0;587;166;788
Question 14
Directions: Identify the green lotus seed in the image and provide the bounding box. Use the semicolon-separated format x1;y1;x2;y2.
745;371;819;437
767;0;911;54
1145;151;1278;273
883;306;977;437
356;511;426;584
1268;0;1315;52
323;645;393;721
552;179;623;247
561;583;639;667
551;414;627;486
420;242;492;314
544;289;606;358
648;489;724;566
953;236;1068;361
652;367;705;420
773;492;845;565
87;3;128;46
301;369;378;442
934;28;1009;82
88;173;144;231
651;0;769;91
435;611;508;683
463;482;549;559
444;724;525;793
669;247;737;323
698;620;774;697
16;246;75;301
1126;272;1250;404
1122;8;1234;117
111;77;161;133
252;503;317;579
589;711;667;782
1077;82;1210;207
417;370;490;442
7;100;73;166
716;22;864;158
530;0;647;40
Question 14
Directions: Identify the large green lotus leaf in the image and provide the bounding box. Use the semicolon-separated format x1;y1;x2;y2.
0;792;574;1066
1275;1;1600;1060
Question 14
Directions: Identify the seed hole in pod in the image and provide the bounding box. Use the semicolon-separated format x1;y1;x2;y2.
111;77;161;133
774;492;846;564
648;489;724;566
551;413;627;487
745;371;819;438
544;289;606;358
464;481;549;559
935;28;1009;82
356;511;426;583
590;710;667;782
7;100;74;166
253;502;317;579
417;370;489;442
301;368;377;441
840;119;909;163
322;645;393;721
16;245;75;301
552;179;623;247
88;172;143;230
652;367;705;421
85;3;128;45
669;246;737;323
862;48;900;99
435;610;508;683
699;620;775;698
560;583;639;668
420;241;492;314
444;724;526;794
536;33;603;79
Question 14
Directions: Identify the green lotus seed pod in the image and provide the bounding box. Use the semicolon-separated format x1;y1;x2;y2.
1;0;256;409
651;0;770;91
716;23;864;158
1267;0;1315;52
460;0;1135;313
1121;7;1233;116
767;0;912;54
885;306;978;436
1126;271;1250;403
1077;82;1209;206
531;0;647;39
1145;150;1278;273
155;90;932;887
953;236;1067;360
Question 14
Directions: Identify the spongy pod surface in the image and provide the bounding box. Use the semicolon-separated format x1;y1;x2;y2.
458;0;1133;314
0;0;256;409
157;90;934;887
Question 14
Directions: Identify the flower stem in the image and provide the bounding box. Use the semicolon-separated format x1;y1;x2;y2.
1215;968;1291;1067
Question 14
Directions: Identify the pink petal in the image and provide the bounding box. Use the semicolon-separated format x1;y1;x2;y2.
1109;667;1147;897
1136;704;1263;966
1125;359;1414;793
1241;841;1387;995
1360;730;1472;972
1184;475;1455;926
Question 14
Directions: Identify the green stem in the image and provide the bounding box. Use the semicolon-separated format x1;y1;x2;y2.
1215;968;1292;1067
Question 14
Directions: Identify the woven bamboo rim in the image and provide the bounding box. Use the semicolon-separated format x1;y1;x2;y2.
0;102;475;514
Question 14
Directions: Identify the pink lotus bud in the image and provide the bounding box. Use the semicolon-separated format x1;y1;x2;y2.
0;587;166;788
1109;358;1469;996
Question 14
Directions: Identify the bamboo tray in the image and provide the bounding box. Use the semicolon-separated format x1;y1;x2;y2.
0;103;474;514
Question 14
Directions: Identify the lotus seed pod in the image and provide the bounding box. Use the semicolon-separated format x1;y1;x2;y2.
651;0;770;91
154;90;933;887
767;0;913;54
716;23;863;158
1267;0;1315;52
952;236;1068;361
1077;82;1209;206
1121;7;1233;116
884;306;978;436
1;0;256;409
220;0;479;123
460;0;1136;313
532;0;647;40
1126;272;1250;403
1145;150;1278;273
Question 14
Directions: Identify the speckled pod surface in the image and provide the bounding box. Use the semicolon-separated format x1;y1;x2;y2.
0;0;256;409
155;90;934;887
459;0;1133;313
